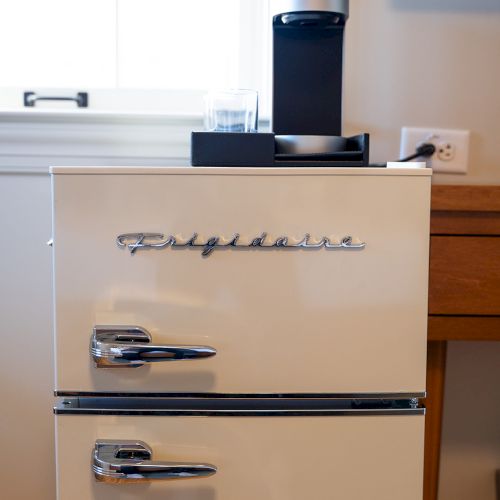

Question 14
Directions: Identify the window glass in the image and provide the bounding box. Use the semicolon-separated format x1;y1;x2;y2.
0;0;116;88
117;0;240;90
0;0;269;112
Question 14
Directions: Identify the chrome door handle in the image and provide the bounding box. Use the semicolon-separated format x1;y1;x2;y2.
91;325;216;368
93;440;217;483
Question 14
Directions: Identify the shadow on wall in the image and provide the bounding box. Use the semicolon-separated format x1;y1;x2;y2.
390;0;500;12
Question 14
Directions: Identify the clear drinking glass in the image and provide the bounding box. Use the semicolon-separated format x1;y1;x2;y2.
204;89;258;132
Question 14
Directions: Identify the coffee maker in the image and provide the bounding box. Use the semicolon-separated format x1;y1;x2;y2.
272;0;348;137
191;0;368;167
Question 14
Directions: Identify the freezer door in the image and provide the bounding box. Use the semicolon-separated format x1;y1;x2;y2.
56;413;424;500
52;168;431;394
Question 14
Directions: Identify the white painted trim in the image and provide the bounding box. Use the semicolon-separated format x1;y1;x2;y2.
0;111;202;174
0;165;50;175
0;108;203;125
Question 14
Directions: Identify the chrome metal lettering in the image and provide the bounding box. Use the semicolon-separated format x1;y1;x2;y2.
274;236;288;247
250;233;267;247
226;233;240;247
202;237;220;257
117;232;366;257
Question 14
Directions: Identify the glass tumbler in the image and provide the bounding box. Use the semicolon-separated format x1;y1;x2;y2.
204;89;258;133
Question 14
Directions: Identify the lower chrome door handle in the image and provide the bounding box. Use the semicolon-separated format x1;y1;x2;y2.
93;440;217;483
91;325;217;368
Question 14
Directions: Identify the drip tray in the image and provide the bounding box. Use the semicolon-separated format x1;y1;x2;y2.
275;151;363;161
191;132;370;168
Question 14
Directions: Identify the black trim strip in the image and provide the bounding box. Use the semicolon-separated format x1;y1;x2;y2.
55;408;425;417
55;391;426;399
54;397;425;416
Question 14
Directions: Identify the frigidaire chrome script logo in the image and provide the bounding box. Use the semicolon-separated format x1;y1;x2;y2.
117;232;366;257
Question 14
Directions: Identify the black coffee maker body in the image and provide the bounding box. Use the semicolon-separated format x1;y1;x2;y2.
271;0;349;137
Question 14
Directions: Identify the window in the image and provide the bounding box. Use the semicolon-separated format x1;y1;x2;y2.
0;0;270;114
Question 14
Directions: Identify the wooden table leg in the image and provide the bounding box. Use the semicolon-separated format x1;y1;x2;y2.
423;341;448;500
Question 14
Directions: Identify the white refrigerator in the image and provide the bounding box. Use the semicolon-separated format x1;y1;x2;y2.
51;166;431;499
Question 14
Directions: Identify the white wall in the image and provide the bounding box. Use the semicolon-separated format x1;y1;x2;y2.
344;0;500;184
439;342;500;500
0;173;55;500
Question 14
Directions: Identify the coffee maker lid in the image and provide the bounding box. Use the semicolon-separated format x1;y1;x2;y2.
270;0;349;19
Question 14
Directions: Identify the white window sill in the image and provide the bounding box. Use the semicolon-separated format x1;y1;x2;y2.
0;107;204;126
0;108;205;174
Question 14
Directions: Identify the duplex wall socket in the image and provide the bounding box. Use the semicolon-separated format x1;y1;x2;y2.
400;127;470;174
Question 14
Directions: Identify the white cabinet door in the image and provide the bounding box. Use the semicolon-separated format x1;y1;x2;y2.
52;167;431;394
56;413;424;500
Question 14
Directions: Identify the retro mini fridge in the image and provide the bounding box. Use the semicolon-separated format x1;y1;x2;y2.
51;165;431;499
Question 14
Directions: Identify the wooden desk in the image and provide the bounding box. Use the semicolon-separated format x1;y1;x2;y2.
424;185;500;500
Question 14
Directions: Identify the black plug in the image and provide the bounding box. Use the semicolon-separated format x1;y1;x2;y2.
399;143;436;162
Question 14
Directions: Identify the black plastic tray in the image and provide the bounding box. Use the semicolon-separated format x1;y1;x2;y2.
191;132;369;167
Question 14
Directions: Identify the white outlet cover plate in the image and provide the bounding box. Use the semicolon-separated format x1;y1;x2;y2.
400;127;470;174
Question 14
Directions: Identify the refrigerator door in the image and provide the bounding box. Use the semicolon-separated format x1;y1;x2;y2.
52;167;431;395
56;413;424;500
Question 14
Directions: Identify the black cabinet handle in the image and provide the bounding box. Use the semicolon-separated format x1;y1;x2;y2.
23;91;88;108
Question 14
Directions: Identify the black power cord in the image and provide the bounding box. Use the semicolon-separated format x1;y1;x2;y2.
370;142;436;167
399;142;436;162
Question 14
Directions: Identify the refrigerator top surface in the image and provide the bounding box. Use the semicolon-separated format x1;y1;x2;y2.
49;166;432;176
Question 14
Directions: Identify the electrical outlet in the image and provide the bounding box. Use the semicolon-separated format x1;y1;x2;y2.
400;127;470;174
